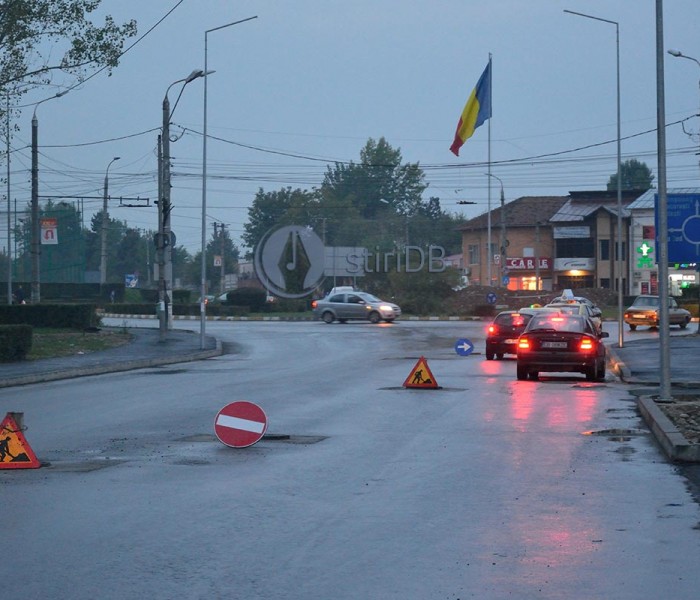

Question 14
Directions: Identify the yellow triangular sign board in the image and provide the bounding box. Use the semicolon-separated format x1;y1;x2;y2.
403;356;439;389
0;413;41;469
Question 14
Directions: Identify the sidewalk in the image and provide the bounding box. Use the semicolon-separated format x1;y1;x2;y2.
0;327;222;389
608;332;700;387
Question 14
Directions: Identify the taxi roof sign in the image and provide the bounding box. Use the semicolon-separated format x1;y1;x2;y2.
403;356;440;389
0;413;41;469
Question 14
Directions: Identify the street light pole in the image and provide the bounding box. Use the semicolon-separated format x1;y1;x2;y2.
5;94;11;305
30;91;68;304
667;48;700;332
486;173;506;288
160;69;206;342
564;9;624;348
100;156;120;286
201;16;257;350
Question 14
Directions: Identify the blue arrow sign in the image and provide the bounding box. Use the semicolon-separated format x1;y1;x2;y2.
486;292;497;305
454;338;475;356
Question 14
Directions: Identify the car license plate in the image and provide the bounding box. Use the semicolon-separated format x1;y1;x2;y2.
505;338;518;344
542;341;567;349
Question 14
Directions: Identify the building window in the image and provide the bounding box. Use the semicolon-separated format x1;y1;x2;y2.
600;278;610;289
467;244;480;265
599;239;610;261
556;237;594;258
614;241;627;261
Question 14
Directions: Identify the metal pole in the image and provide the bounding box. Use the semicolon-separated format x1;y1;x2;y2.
486;54;493;287
200;30;210;350
201;15;258;350
486;173;505;287
656;0;672;401
564;9;624;347
157;134;166;342
31;111;39;303
162;93;173;332
614;21;625;348
100;157;120;286
6;94;11;305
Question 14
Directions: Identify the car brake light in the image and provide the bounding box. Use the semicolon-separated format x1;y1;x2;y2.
487;325;497;335
311;300;318;309
518;337;530;350
579;338;594;352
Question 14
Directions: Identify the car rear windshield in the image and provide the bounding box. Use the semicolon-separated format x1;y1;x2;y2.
495;313;531;327
633;296;659;307
528;315;585;333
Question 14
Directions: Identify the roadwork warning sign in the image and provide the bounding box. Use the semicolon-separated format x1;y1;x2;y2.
403;356;440;389
0;413;41;469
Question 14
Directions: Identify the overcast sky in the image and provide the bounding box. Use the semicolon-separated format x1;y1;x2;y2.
5;0;700;256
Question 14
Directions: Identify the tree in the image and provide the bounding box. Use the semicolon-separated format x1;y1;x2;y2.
242;187;317;258
0;0;137;92
320;137;427;220
606;159;655;191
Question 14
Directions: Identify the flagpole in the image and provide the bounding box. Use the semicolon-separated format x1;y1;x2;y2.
487;53;492;286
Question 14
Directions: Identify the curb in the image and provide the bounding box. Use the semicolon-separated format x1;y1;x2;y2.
0;339;223;389
637;396;700;462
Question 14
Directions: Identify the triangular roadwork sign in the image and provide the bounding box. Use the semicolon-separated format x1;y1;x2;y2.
0;413;41;469
403;356;440;389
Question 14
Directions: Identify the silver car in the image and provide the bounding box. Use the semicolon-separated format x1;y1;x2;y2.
312;291;401;324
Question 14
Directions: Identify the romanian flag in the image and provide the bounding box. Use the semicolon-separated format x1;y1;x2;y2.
450;61;492;156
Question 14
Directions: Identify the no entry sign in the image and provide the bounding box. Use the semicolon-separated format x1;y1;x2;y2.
214;401;268;448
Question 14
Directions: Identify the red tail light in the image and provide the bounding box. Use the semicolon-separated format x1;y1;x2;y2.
311;300;318;309
579;338;594;352
518;337;530;350
487;325;497;335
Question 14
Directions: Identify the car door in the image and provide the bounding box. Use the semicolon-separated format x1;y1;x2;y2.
669;298;681;324
345;293;368;320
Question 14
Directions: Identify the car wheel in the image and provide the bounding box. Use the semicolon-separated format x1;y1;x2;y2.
486;352;494;360
516;365;528;380
585;365;596;381
680;319;688;329
528;371;539;381
629;324;637;331
596;360;606;382
338;319;348;324
368;311;381;324
496;353;504;360
322;311;334;324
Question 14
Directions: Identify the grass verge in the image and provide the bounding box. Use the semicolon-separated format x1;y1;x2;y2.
27;328;132;361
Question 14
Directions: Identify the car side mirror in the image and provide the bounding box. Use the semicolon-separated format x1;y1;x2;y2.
599;331;609;338
592;309;602;317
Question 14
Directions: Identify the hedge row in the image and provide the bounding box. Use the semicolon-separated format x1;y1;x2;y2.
0;325;33;361
0;304;99;329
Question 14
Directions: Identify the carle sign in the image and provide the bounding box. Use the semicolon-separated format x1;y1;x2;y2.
214;402;268;448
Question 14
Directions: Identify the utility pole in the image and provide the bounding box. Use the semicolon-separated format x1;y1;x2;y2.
100;157;120;286
535;221;541;291
213;222;226;294
30;111;39;303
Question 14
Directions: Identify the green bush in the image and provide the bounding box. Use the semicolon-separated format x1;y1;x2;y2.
0;304;99;329
227;288;267;312
0;325;33;361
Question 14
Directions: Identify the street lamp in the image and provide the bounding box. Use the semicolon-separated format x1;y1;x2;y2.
564;9;624;348
159;69;206;342
667;48;700;333
30;90;69;303
486;173;507;288
100;156;120;285
201;16;258;350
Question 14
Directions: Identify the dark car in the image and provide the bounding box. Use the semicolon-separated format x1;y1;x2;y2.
624;295;691;330
516;313;609;381
485;307;564;360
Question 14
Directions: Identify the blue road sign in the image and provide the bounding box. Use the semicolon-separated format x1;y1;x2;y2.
486;292;497;304
454;338;475;356
656;193;700;262
502;275;510;286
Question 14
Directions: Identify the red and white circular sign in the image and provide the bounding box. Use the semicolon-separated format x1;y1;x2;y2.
214;401;268;448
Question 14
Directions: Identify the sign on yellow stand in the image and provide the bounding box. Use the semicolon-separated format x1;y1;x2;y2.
0;413;41;469
403;356;440;389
